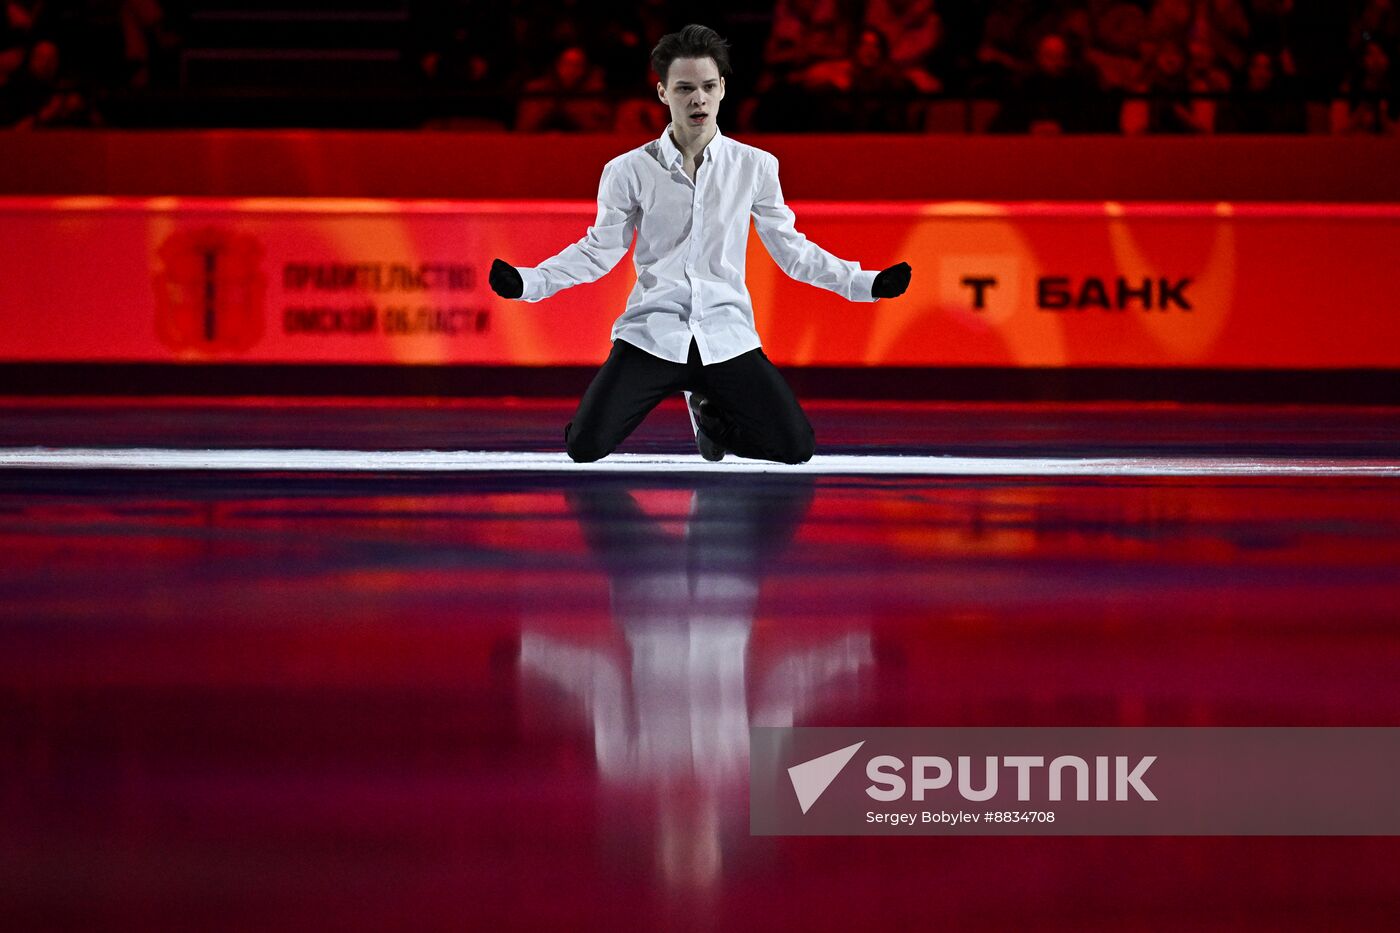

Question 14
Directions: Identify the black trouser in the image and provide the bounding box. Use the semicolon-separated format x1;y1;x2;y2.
565;339;816;464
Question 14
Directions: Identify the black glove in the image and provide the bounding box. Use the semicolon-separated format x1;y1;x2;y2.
489;258;524;299
872;261;912;299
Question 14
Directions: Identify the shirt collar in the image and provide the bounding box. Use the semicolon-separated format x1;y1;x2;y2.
659;123;725;168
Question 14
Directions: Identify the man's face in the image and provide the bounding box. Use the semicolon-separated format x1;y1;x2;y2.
658;56;725;132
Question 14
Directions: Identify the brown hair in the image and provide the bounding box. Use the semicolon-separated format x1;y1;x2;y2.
650;24;732;85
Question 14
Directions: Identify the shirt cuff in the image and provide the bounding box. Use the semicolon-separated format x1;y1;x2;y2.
851;269;880;302
517;266;546;302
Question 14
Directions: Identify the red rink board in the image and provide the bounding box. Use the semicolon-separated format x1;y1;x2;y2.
2;197;1397;369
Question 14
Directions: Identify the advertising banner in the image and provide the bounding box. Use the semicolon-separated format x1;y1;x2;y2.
2;197;1397;368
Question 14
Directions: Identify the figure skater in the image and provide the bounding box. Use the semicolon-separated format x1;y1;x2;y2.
489;24;912;464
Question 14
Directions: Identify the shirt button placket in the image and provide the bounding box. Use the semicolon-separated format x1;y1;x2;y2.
690;168;703;332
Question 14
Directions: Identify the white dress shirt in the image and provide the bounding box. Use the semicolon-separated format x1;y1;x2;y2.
516;124;880;365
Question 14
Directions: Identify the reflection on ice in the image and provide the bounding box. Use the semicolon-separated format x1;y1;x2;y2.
521;480;872;888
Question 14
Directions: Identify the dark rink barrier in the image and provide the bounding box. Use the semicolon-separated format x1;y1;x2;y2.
2;132;1399;202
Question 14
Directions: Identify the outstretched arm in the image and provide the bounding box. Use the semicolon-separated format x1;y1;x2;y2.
751;153;880;302
493;158;638;302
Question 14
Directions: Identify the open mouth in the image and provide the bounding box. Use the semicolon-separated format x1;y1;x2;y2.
689;112;707;123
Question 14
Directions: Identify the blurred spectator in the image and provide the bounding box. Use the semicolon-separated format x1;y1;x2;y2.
590;0;672;93
747;0;858;130
0;47;25;124
612;94;668;134
4;39;98;127
4;0;177;92
511;0;590;84
6;1;42;38
1188;0;1252;71
863;0;946;92
416;2;492;86
1;35;45;126
1148;0;1193;44
1;7;24;68
1085;2;1152;91
803;27;914;130
0;3;29;123
1277;1;1352;97
928;1;985;93
0;2;1389;134
1055;2;1097;65
591;0;685;134
1349;0;1399;56
611;1;671;136
1186;34;1232;92
973;0;1091;93
764;0;855;74
1332;37;1397;133
515;45;613;132
119;0;177;89
975;0;1038;93
989;32;1106;133
1122;38;1215;132
1220;48;1306;131
1142;0;1244;72
1174;32;1232;132
414;1;514;126
1146;0;1251;73
1250;0;1298;55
